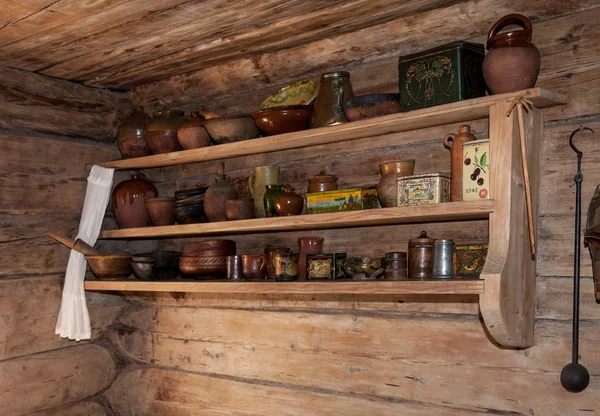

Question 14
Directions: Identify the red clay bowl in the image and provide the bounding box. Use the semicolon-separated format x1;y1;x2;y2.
251;105;313;136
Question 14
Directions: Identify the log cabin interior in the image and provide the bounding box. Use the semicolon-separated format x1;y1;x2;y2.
1;1;600;415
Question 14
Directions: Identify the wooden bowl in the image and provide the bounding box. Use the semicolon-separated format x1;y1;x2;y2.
203;116;260;144
145;197;175;226
179;256;227;280
182;239;236;257
86;255;133;280
343;94;400;121
131;251;181;281
251;105;313;136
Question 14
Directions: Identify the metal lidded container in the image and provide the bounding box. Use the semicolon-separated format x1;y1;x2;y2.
226;255;243;281
397;173;451;206
384;252;408;280
432;240;455;279
398;41;486;112
408;231;436;279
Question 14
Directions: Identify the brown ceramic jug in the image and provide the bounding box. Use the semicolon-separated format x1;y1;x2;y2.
482;14;540;94
112;174;158;229
144;110;186;154
117;106;152;159
444;125;476;202
204;162;239;222
274;185;304;216
377;159;415;207
298;237;324;279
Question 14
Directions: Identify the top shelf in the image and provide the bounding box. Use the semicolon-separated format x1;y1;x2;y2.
99;88;567;170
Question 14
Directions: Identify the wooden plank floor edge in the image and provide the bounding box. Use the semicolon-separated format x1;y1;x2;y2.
100;200;495;239
95;88;567;170
84;279;485;294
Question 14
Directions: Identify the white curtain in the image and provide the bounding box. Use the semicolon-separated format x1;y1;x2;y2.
55;165;114;341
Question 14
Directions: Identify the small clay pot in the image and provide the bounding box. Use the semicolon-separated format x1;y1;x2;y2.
241;254;267;281
145;197;176;226
274;185;304;216
377;159;415;207
264;184;286;218
225;198;255;221
144;110;185;155
117;106;152;159
204;162;239;222
112;174;158;229
173;201;207;224
177;111;211;150
307;171;338;193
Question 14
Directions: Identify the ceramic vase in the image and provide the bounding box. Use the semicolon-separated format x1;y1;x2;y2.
144;110;186;154
117;106;152;159
112;174;158;229
204;162;238;222
377;159;415;207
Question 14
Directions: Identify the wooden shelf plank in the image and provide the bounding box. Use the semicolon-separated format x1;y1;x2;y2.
97;88;567;170
100;200;494;239
84;279;485;295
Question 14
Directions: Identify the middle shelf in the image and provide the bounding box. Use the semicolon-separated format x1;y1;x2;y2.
101;200;494;239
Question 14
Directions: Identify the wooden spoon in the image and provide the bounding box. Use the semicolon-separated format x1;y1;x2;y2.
48;232;103;256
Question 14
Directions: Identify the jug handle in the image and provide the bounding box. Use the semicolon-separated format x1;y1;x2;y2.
248;172;256;197
258;255;267;271
336;80;345;113
488;13;533;42
443;133;455;150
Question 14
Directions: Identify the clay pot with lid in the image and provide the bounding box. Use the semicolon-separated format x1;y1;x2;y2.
112;174;158;229
444;125;477;202
177;108;220;150
377;159;415;207
274;185;304;216
204;162;239;222
307;171;338;193
117;106;152;159
482;14;540;94
144;110;186;154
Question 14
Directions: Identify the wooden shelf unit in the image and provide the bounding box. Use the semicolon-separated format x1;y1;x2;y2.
86;88;568;348
84;279;484;295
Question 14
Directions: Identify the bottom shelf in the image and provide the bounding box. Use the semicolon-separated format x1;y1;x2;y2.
84;279;484;295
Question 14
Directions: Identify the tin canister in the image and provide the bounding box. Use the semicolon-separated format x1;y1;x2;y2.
384;252;408;280
307;254;334;280
454;244;488;278
274;252;299;281
432;240;455;279
462;139;490;201
226;255;243;281
408;231;436;279
397;173;451;206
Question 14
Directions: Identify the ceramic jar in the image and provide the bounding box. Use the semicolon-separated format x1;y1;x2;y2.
482;14;540;94
408;231;436;279
204;162;239;222
265;246;291;279
117;106;152;159
310;71;354;128
177;111;211;150
248;165;280;218
377;159;415;207
298;237;324;279
307;172;338;193
444;125;476;202
225;198;255;221
264;184;286;218
144;110;186;154
112;174;158;229
274;186;304;216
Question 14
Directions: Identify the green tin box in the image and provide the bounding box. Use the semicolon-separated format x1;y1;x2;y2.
306;186;379;214
398;41;485;112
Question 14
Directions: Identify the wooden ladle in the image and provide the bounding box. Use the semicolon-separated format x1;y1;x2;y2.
48;232;103;256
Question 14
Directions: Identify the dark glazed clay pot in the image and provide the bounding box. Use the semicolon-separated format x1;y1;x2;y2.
274;185;304;216
264;184;286;218
117;105;152;159
204;162;239;222
144;110;185;154
112;174;158;229
482;14;540;94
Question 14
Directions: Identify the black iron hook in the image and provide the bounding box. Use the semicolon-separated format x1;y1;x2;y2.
569;126;595;182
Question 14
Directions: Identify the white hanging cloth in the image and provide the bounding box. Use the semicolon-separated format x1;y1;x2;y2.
55;165;114;341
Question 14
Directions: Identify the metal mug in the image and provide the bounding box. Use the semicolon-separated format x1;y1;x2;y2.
310;71;354;128
431;239;455;279
226;255;243;281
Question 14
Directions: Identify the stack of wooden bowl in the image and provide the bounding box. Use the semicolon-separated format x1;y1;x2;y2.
173;187;209;224
179;239;236;280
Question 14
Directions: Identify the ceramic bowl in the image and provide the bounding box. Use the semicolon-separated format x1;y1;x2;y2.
203;116;260;144
131;251;181;281
173;202;207;224
225;198;255;221
182;239;237;257
259;80;320;109
145;197;176;226
174;187;209;201
343;94;400;121
179;256;227;280
86;255;133;280
251;105;313;136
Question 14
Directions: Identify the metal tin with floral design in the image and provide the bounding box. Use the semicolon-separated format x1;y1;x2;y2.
396;173;451;206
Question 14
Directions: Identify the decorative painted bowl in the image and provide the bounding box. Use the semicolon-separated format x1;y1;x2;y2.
179;256;227;280
259;80;320;109
251;105;313;136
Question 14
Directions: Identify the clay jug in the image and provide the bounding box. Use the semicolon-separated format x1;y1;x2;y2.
298;237;324;279
310;71;354;128
117;106;152;159
377;159;415;207
444;125;476;202
482;14;540;94
248;165;280;218
144;110;186;155
274;185;304;216
112;174;158;229
204;162;239;222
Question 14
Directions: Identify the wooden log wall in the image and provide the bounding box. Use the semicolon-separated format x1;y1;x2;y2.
0;67;132;415
101;2;600;415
